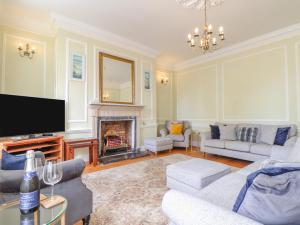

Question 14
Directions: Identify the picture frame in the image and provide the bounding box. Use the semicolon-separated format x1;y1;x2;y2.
144;71;151;90
70;52;86;81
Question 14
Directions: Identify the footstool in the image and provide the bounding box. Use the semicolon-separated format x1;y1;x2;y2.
167;158;231;195
144;137;173;155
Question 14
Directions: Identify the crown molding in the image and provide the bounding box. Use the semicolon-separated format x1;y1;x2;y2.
175;23;300;71
51;13;160;59
0;11;56;37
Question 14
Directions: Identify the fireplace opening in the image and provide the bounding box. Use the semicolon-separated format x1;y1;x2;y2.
99;118;136;157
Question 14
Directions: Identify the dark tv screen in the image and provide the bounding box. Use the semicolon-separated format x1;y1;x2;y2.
0;94;65;137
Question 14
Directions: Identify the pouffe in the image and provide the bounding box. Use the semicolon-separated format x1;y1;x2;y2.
144;137;173;155
167;158;231;195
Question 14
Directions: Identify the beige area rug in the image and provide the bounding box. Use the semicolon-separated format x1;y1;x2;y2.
82;154;193;225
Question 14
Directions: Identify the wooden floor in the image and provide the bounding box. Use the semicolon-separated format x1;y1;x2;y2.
74;147;251;225
84;147;251;174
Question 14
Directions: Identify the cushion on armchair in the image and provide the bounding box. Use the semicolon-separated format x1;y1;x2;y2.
170;123;183;135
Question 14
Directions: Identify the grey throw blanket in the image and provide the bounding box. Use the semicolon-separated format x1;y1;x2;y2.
233;167;300;225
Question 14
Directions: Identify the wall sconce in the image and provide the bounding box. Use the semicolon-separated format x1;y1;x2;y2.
160;76;169;85
18;43;36;59
103;93;110;100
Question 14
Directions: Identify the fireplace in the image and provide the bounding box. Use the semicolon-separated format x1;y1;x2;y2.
98;116;136;157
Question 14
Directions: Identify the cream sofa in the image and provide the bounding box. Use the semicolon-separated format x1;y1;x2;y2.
200;123;297;161
162;145;293;225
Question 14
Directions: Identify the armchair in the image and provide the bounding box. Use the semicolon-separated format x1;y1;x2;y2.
0;153;92;225
160;120;192;150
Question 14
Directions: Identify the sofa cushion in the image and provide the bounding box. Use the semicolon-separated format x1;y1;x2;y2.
166;134;184;142
278;124;297;138
233;167;300;225
1;150;26;170
210;125;220;139
274;127;290;146
225;141;251;152
197;173;247;209
170;122;183;135
249;143;272;156
237;127;259;143
260;125;278;145
219;125;237;141
205;139;225;148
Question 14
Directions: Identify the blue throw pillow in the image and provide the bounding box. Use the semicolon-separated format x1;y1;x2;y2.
1;150;26;170
274;127;290;146
210;125;220;139
233;167;300;225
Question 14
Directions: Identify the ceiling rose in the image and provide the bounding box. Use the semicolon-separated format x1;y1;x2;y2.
176;0;224;10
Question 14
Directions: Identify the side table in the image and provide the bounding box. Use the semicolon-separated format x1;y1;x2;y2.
64;138;99;166
0;195;67;225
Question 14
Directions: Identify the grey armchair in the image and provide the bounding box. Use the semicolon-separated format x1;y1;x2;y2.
160;120;192;150
0;152;92;225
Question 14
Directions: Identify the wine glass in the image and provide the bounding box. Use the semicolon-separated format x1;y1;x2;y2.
42;160;63;201
35;158;44;180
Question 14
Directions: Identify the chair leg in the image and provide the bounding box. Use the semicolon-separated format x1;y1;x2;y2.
82;215;91;225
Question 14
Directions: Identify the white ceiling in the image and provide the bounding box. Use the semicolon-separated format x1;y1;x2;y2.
2;0;300;67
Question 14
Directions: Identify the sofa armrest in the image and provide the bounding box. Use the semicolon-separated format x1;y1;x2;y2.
284;136;297;148
200;130;211;148
270;145;292;161
0;169;24;193
160;128;168;137
41;158;86;188
0;159;86;193
162;190;262;225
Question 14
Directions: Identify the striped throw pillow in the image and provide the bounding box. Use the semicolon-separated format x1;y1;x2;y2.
237;127;258;143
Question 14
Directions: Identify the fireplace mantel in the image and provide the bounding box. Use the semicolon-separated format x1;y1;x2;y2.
90;103;144;110
89;103;144;142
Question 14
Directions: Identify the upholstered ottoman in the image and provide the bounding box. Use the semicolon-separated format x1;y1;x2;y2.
167;158;231;195
144;137;173;155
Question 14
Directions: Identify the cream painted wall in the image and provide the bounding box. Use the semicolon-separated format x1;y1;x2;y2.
0;25;157;160
174;35;300;135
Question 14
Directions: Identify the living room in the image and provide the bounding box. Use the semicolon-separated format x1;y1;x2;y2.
1;0;300;225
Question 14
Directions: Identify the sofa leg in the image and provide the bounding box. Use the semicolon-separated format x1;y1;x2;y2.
82;215;91;225
185;147;188;152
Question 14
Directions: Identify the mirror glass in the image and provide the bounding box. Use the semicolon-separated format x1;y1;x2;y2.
100;53;134;104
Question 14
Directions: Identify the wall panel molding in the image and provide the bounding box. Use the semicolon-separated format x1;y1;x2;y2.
176;64;218;122
65;38;88;123
295;42;300;122
221;46;289;122
141;60;154;121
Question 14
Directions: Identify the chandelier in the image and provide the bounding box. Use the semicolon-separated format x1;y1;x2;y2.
177;0;224;10
178;0;225;53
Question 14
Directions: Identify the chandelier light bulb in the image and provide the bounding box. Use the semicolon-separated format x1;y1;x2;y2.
191;39;195;47
188;33;192;40
212;37;217;45
219;26;224;34
194;27;200;37
208;24;213;32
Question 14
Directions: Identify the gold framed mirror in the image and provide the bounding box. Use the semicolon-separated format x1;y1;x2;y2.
99;53;135;104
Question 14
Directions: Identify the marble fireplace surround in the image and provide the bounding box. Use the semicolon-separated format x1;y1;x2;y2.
89;103;144;154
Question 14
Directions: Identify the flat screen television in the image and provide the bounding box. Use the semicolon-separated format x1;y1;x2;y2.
0;94;65;137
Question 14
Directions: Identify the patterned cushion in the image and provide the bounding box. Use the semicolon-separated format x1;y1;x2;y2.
274;127;290;146
237;127;258;143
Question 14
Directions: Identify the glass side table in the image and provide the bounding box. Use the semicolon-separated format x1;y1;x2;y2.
0;195;67;225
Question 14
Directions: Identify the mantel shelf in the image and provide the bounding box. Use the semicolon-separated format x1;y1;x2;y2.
89;103;144;109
